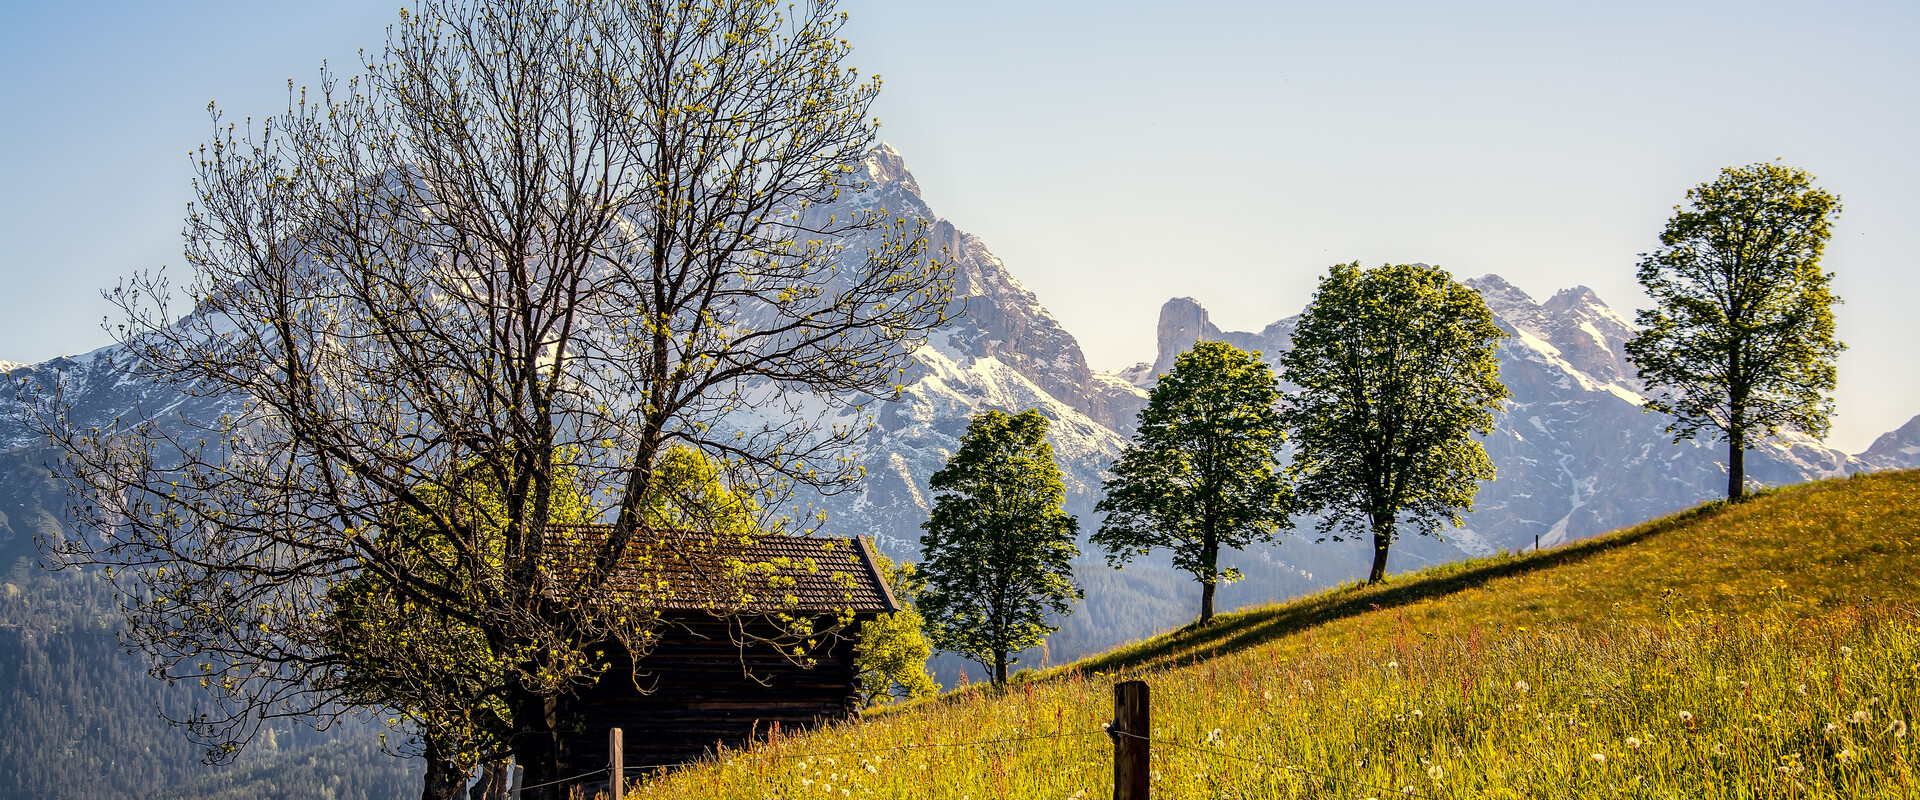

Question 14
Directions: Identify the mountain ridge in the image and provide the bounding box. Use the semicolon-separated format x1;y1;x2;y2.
4;146;1917;666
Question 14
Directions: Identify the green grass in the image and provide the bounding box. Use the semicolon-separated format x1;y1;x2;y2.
632;470;1920;798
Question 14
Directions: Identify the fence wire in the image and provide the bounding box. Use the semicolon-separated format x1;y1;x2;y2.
1111;729;1436;800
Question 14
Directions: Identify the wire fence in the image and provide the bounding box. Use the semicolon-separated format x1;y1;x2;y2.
1110;728;1436;800
758;728;1111;760
487;707;1438;798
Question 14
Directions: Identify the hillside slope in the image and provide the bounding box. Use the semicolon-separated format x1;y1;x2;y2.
641;470;1920;798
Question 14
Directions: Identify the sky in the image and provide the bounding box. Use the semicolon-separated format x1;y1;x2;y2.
1;1;1914;452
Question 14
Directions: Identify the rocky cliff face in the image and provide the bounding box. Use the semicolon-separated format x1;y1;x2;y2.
3;148;1916;669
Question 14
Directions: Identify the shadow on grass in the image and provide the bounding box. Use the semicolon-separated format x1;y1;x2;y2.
1045;499;1738;679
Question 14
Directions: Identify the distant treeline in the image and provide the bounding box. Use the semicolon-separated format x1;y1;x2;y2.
0;562;414;800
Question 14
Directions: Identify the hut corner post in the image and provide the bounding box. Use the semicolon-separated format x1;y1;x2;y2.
1112;680;1150;800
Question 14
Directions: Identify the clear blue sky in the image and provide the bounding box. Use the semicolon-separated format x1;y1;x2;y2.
2;1;1915;451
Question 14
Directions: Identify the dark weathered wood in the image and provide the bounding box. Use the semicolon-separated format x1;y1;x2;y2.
1113;680;1150;800
556;613;875;770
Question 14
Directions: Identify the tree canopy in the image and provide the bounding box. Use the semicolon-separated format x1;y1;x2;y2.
39;0;950;795
1623;162;1843;502
917;409;1082;685
1279;262;1507;584
1092;340;1290;626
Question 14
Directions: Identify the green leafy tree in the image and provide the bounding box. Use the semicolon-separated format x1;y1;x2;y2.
1623;163;1844;502
853;554;939;706
1280;262;1508;584
1092;341;1290;626
917;410;1082;685
41;0;950;795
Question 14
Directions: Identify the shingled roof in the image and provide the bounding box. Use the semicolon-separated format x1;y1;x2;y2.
542;525;898;615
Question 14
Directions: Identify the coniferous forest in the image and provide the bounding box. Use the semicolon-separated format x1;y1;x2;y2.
0;563;414;799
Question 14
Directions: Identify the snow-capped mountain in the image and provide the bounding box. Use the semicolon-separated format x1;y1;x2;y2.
4;146;1916;666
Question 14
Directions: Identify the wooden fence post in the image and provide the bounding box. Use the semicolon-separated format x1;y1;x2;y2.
1112;679;1150;800
609;727;624;800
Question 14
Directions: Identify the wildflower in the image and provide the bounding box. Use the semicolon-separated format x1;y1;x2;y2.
1428;765;1444;782
1841;646;1854;658
1796;683;1808;696
1626;737;1642;749
864;763;876;774
1851;710;1874;725
1205;728;1224;745
1262;690;1273;701
1591;752;1607;764
1412;709;1424;718
1713;743;1729;756
1678;711;1694;724
1387;661;1399;669
1514;680;1531;695
1837;748;1854;763
1826;723;1842;734
1888;719;1909;739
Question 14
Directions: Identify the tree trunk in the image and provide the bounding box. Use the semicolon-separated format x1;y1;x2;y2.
507;686;562;800
1198;531;1218;626
1368;519;1394;584
1727;430;1747;502
993;650;1007;685
470;762;503;800
420;737;465;800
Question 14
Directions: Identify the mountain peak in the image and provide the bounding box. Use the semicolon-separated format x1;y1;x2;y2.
1542;285;1606;314
1152;297;1223;376
863;142;918;195
1463;274;1537;315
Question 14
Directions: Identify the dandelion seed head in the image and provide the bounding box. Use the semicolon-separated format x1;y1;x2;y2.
1428;765;1444;781
1841;646;1854;657
1826;723;1843;734
1838;748;1853;762
1592;752;1607;764
1262;690;1273;701
1679;710;1694;723
1387;661;1399;669
1626;736;1642;749
1514;680;1531;695
1887;719;1908;739
1851;710;1873;725
1713;743;1729;756
1796;683;1808;696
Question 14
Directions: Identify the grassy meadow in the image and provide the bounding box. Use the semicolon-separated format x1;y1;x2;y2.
631;470;1920;798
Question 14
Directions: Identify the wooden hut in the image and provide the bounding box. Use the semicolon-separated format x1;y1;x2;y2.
546;526;899;772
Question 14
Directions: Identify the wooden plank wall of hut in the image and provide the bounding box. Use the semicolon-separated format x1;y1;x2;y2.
557;615;867;771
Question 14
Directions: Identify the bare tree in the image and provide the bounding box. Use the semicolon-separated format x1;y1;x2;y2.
36;0;950;796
